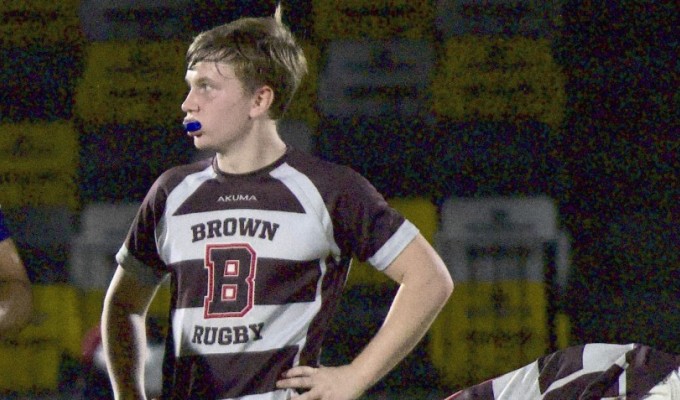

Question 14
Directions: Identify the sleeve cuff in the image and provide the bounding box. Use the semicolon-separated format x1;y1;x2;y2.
369;220;419;271
115;245;166;286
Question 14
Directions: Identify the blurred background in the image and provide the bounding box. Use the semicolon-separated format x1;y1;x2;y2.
0;0;677;399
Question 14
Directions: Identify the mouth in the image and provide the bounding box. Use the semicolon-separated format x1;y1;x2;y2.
183;120;202;134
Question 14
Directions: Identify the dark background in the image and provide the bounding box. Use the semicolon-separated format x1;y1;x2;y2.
1;0;677;396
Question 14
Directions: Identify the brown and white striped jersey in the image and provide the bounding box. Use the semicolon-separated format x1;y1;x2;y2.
116;147;419;399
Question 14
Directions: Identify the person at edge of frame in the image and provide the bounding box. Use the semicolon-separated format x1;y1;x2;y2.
0;207;33;337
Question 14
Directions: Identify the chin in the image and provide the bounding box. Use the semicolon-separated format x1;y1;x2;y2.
192;136;209;148
193;141;221;157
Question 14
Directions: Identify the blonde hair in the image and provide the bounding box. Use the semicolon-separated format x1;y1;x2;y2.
186;3;308;119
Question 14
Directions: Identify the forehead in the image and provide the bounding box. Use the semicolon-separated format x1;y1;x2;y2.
185;61;238;82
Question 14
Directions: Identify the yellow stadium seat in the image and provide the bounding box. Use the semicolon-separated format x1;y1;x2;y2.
431;36;566;127
0;284;84;392
429;196;571;387
80;289;106;335
430;281;550;387
75;40;187;125
313;0;435;40
1;0;83;47
0;122;78;209
0;341;62;391
284;41;321;130
17;284;83;359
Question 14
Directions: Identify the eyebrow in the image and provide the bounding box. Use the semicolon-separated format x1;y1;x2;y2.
185;76;215;86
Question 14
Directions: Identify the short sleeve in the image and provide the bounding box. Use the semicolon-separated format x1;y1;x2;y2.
116;176;170;283
332;169;419;270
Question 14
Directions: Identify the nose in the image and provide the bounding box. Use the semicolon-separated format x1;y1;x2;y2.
181;89;198;113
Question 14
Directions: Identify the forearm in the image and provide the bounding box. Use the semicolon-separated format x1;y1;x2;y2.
276;235;453;398
0;279;32;336
102;293;150;399
349;275;452;391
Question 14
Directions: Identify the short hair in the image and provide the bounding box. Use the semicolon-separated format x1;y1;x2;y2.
186;4;307;119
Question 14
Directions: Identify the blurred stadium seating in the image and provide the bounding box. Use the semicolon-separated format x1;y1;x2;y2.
0;1;579;397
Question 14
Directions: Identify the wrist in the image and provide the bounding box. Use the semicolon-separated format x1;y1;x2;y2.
348;358;380;394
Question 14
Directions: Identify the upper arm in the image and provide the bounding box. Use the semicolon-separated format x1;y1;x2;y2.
383;234;453;292
103;265;161;316
0;238;29;283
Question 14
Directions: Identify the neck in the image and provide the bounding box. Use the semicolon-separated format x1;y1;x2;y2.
214;120;286;174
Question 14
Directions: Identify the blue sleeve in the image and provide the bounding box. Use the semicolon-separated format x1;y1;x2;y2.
0;209;11;242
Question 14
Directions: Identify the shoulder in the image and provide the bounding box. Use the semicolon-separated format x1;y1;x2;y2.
138;158;213;213
150;158;213;195
284;148;367;189
282;148;386;214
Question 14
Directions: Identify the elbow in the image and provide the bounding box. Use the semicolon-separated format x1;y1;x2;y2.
435;260;454;304
0;282;33;336
13;305;33;335
425;264;453;307
439;270;454;304
445;273;454;296
417;259;454;306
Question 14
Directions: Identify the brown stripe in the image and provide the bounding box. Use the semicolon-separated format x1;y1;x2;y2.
538;344;585;393
445;380;495;399
172;258;321;308
543;370;621;400
173;176;305;215
299;255;351;366
626;345;680;399
166;346;298;399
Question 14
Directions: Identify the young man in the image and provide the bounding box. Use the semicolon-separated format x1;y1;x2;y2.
102;6;453;400
0;208;33;337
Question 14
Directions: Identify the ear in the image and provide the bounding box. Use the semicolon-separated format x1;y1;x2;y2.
249;85;275;118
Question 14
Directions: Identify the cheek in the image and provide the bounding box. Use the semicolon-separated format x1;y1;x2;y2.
204;91;253;122
223;98;252;118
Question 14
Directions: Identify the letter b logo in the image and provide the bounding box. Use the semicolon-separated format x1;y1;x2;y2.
204;244;256;318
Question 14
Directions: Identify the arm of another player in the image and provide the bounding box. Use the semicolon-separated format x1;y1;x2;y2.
0;237;33;337
277;233;454;399
102;265;162;400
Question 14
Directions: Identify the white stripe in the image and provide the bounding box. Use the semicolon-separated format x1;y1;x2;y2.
269;163;341;259
221;388;296;400
159;208;332;264
544;343;636;395
158;165;216;260
368;221;419;270
294;256;327;369
267;164;333;368
266;163;332;368
582;343;635;371
116;245;166;284
492;361;543;399
644;368;680;399
166;164;216;214
172;302;321;357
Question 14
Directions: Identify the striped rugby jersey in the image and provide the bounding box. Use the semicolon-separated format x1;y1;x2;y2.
445;343;680;400
116;147;419;399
